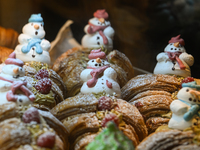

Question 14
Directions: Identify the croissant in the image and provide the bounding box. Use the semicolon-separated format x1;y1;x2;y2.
51;93;148;149
0;26;19;49
0;102;69;150
0;46;14;63
52;47;135;98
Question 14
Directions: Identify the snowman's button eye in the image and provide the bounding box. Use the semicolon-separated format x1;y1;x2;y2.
171;48;173;50
170;44;172;45
175;48;177;50
186;89;189;92
19;99;23;103
98;22;100;24
189;98;192;101
97;42;100;45
41;24;43;27
92;60;94;62
99;64;101;66
95;64;98;66
193;99;197;102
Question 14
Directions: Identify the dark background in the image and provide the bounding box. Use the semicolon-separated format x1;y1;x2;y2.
1;0;200;78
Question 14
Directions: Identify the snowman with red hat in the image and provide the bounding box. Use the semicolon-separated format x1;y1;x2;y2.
153;35;194;77
81;9;115;51
80;49;121;97
0;52;35;106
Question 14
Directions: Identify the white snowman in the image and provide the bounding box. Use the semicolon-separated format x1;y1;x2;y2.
81;9;115;51
80;49;121;97
14;13;51;64
154;35;194;77
0;52;35;106
168;81;200;130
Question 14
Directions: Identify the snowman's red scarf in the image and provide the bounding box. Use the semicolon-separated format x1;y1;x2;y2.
166;52;186;70
0;76;35;102
88;23;109;45
87;65;112;88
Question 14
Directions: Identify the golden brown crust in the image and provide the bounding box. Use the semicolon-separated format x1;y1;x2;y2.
0;46;14;63
0;26;19;49
50;93;98;120
0;103;18;122
129;90;172;103
146;117;170;134
62;113;100;143
130;95;173;119
115;99;148;141
136;130;194;150
121;74;180;101
107;50;134;80
0;118;31;150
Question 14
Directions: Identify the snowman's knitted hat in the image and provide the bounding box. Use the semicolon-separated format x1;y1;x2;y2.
182;81;200;90
93;9;109;20
88;49;106;60
28;13;44;24
4;52;24;67
168;35;185;46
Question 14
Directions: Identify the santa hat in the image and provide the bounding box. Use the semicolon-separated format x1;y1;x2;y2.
88;49;106;60
168;35;185;46
93;9;109;20
5;52;24;67
28;13;44;25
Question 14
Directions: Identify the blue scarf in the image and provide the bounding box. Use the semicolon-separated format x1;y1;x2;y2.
21;38;43;54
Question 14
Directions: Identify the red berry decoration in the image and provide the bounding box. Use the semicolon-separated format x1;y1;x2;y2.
101;113;119;127
181;77;194;88
35;78;52;94
98;96;113;111
37;132;56;148
35;69;49;80
22;107;40;124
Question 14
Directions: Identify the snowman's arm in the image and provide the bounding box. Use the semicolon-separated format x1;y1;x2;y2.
179;52;194;66
170;100;189;115
84;25;91;34
80;69;93;82
40;39;51;51
18;34;31;44
104;26;115;39
156;52;168;62
183;104;199;121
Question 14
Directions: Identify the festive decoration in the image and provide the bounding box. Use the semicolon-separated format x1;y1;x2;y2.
154;35;194;77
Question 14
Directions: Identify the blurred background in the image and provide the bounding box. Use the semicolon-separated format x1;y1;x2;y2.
0;0;200;78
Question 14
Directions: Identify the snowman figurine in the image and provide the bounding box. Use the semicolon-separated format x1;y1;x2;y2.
0;52;35;106
154;35;194;77
168;81;200;130
80;49;121;97
14;13;51;64
81;9;115;51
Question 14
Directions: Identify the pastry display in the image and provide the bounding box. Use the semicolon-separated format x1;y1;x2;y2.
81;9;115;51
153;35;194;77
121;74;181;133
86;121;135;150
14;14;51;65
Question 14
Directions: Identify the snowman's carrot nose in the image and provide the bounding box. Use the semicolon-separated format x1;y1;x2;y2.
34;24;39;30
13;67;19;74
96;58;102;63
98;18;105;23
189;90;200;100
173;42;180;47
